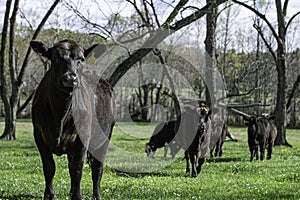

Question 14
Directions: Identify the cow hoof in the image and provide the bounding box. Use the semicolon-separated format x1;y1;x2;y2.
44;194;54;200
92;195;101;200
192;173;197;178
185;172;190;177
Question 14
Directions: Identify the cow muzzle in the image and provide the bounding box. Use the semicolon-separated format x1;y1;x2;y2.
145;144;155;158
62;72;77;87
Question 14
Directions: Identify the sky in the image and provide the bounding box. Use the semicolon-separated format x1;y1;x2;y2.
0;0;300;50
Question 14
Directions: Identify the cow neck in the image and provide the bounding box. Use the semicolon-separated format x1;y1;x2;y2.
47;69;73;121
47;78;74;148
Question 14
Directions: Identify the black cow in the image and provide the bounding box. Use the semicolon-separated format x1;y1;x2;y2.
145;119;180;159
243;115;276;162
176;105;216;177
30;40;115;200
210;120;238;158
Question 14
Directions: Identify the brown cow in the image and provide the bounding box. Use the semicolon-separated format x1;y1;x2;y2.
30;39;115;200
175;105;217;177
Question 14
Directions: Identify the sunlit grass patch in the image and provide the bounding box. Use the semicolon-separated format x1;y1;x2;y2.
0;121;299;199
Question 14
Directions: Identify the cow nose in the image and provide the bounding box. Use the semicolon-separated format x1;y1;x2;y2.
63;72;77;82
62;72;77;87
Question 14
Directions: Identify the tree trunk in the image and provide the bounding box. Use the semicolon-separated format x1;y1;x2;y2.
0;0;17;140
274;49;291;146
1;99;17;140
0;0;60;140
205;0;217;108
274;0;291;147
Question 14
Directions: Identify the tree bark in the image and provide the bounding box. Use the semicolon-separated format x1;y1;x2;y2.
0;0;17;140
205;0;217;108
0;0;61;140
273;0;291;146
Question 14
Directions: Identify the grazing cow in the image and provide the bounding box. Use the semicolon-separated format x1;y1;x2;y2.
30;40;115;200
145;119;180;159
176;105;216;177
210;120;238;158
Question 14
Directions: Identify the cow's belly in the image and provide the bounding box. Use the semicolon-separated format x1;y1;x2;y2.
54;131;79;155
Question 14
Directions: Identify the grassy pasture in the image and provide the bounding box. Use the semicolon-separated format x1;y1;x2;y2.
0;120;300;199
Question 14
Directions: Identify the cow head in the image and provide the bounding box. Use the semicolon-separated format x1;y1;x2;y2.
195;104;217;132
243;116;260;145
145;143;156;158
261;113;276;121
30;40;90;92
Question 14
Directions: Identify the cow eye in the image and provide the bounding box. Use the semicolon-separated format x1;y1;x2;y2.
78;57;85;63
76;57;85;64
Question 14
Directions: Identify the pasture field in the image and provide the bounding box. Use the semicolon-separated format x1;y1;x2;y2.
0;120;300;199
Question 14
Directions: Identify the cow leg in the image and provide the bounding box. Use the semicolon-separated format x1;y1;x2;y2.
33;129;55;200
190;153;197;178
215;140;221;157
67;141;85;200
41;154;55;200
249;146;255;162
259;143;265;161
267;143;273;160
184;151;190;176
218;145;223;157
210;147;214;158
41;156;55;200
255;146;259;160
219;141;224;157
90;155;104;200
196;157;205;175
163;143;168;160
215;146;219;157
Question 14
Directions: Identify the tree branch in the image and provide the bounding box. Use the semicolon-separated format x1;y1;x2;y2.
149;0;161;27
9;0;20;85
161;0;189;28
253;24;277;62
285;11;300;34
282;0;289;16
286;73;300;111
17;90;35;115
17;0;61;86
220;103;271;108
217;87;260;102
232;0;280;44
107;0;227;86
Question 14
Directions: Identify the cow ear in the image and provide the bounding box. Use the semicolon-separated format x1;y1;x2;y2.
30;41;51;59
84;44;106;64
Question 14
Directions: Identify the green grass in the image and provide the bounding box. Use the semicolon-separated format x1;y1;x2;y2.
0;121;300;199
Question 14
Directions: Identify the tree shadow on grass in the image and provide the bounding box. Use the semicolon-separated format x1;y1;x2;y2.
0;193;40;200
206;157;242;163
111;168;179;178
